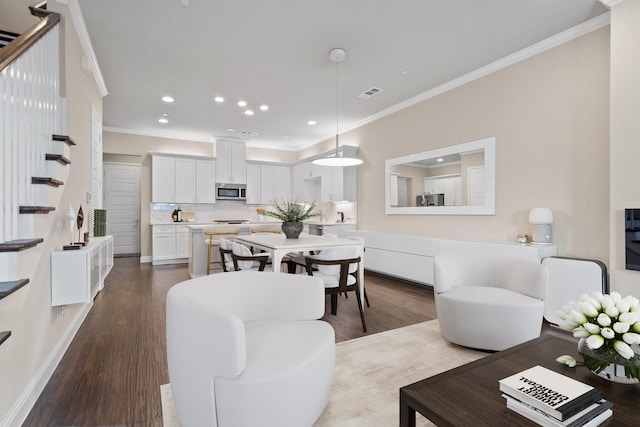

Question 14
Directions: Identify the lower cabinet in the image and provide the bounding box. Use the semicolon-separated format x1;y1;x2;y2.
340;230;558;287
51;236;114;306
152;224;189;265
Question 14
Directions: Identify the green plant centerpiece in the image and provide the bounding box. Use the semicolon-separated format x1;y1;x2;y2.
263;199;320;239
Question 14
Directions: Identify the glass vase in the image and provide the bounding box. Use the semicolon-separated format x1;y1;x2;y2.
578;338;640;384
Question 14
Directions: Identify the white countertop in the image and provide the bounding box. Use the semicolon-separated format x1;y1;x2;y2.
303;221;357;226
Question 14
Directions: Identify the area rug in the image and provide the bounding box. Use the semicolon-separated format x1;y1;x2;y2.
161;319;487;426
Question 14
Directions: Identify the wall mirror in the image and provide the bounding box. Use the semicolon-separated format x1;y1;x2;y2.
385;137;496;215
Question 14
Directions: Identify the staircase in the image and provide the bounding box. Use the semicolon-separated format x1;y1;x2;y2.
0;3;66;356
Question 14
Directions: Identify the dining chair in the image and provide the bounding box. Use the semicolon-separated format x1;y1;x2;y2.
231;241;272;272
302;246;366;332
204;225;240;274
218;238;236;272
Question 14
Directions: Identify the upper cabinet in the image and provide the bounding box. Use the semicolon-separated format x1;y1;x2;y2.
216;140;246;184
297;162;356;203
152;154;215;203
246;162;291;204
152;155;175;203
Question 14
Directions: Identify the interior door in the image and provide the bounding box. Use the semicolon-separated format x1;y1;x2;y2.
104;162;141;255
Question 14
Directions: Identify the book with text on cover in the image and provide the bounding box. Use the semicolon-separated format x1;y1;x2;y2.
504;395;613;427
499;365;602;421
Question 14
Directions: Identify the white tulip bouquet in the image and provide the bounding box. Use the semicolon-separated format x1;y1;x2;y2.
556;292;640;380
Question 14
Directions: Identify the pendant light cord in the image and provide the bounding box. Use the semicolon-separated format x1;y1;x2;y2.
335;51;340;155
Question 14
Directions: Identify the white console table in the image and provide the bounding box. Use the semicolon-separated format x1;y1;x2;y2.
339;230;557;287
51;236;114;306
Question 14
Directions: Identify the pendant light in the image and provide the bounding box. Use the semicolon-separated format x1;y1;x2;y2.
313;48;363;167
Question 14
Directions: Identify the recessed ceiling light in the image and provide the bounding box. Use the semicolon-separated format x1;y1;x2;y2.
244;110;254;116
237;100;247;107
259;105;269;111
161;113;168;117
158;117;169;124
307;120;317;125
179;0;190;6
401;69;409;75
162;96;174;103
437;158;444;162
226;128;236;132
214;96;224;103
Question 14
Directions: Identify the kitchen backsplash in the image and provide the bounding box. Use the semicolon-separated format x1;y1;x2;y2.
150;201;357;224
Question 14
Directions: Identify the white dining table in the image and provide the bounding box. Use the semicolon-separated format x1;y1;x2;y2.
234;233;366;300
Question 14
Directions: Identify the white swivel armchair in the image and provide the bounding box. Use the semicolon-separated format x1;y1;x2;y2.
434;253;547;351
166;271;335;427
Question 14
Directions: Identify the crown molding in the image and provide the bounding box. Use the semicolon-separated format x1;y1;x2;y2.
55;0;108;97
339;12;611;138
599;0;625;8
104;126;214;144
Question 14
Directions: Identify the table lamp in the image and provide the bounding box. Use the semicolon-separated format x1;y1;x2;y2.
529;208;554;244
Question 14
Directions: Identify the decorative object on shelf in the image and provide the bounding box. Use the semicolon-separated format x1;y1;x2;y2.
528;207;554;244
63;205;81;250
312;48;363;167
93;209;107;237
262;199;319;239
76;205;84;245
517;233;528;244
556;291;640;384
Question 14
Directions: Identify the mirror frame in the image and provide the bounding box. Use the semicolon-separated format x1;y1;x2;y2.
385;137;496;215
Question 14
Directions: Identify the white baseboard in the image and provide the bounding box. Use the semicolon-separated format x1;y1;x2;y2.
0;302;92;427
140;255;152;264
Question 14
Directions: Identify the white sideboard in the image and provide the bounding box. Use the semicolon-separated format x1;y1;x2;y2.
51;236;114;306
339;230;558;287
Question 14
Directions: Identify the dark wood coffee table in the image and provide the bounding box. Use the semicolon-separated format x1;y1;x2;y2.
400;334;640;426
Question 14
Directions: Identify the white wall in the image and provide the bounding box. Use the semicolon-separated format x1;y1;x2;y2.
609;0;640;298
0;1;104;423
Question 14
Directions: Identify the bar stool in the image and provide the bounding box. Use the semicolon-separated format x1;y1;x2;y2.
204;225;240;274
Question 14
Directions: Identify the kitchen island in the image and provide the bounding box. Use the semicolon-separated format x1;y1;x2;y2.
186;222;278;278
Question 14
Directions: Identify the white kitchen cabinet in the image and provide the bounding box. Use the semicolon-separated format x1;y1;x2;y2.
51;236;114;306
152;155;215;204
151;155;175;202
195;159;215;203
216;140;246;184
152;225;177;263
246;163;291;204
291;164;305;201
261;165;291;204
176;225;190;258
245;163;261;204
175;158;196;203
423;174;461;206
152;225;191;264
302;162;322;179
321;166;344;202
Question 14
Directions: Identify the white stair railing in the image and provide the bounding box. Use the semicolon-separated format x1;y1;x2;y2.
0;24;61;244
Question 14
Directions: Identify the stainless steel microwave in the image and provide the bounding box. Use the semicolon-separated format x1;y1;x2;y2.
215;183;247;200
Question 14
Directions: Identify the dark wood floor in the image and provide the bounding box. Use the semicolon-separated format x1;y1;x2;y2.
23;258;435;426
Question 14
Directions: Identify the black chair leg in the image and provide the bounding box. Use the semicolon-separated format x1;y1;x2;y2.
355;289;367;332
364;288;370;308
330;294;338;315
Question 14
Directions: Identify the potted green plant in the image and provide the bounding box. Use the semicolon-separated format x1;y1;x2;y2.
263;199;320;239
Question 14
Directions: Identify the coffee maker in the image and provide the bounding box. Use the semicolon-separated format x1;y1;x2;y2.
336;211;344;223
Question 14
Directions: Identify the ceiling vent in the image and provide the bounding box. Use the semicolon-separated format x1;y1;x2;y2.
358;87;383;99
239;130;259;136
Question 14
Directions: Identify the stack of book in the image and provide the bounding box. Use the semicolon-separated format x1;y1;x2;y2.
499;365;612;427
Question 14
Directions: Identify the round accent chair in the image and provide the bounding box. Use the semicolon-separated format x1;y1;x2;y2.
166;271;335;427
434;253;547;351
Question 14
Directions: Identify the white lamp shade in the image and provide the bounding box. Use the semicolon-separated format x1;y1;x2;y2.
529;208;554;225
